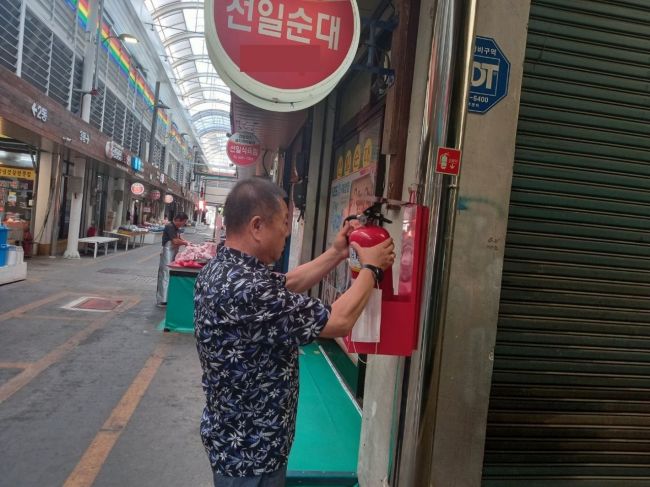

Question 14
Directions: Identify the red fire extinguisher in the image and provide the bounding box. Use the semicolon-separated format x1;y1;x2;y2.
345;202;394;297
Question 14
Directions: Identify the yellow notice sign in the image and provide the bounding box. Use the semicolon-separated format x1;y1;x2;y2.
0;166;35;180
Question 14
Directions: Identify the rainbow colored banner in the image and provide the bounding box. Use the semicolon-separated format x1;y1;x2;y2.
67;5;176;130
100;23;130;76
65;0;90;30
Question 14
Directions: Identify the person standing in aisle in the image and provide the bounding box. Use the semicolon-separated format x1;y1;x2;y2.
156;212;190;307
194;177;395;485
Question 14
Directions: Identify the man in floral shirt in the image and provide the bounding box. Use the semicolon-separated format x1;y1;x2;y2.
194;177;394;486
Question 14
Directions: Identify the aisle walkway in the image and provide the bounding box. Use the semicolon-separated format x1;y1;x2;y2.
0;227;214;487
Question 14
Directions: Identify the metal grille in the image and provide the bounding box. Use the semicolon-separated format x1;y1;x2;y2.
106;51;122;93
113;97;126;145
70;55;83;114
90;80;105;130
123;111;134;152
48;35;73;107
22;9;52;94
141;128;150;159
483;0;650;484
131;119;142;156
102;89;116;138
0;0;21;72
53;0;75;42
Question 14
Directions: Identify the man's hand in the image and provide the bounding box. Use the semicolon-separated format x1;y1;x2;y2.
350;238;395;270
331;221;355;260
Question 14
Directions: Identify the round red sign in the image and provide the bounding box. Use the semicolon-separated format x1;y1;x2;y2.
205;0;360;111
227;132;261;167
164;195;174;204
131;182;145;196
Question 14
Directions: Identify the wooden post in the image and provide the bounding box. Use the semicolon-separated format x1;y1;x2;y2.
381;0;422;201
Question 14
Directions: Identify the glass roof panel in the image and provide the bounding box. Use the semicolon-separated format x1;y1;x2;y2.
144;0;234;174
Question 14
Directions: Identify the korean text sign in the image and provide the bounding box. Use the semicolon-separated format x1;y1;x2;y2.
205;0;360;110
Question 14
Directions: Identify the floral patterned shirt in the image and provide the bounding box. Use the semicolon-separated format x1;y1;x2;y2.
194;246;330;477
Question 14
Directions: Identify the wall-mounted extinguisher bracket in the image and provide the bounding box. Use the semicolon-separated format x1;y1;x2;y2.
344;201;429;356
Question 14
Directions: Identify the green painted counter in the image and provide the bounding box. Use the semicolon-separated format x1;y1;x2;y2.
161;269;360;485
161;267;198;334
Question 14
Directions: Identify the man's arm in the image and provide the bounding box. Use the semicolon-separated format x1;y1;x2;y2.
319;238;395;338
285;222;352;293
319;268;377;338
171;236;189;246
285;247;345;293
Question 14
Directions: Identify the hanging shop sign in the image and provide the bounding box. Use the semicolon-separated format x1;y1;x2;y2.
0;166;36;180
164;194;174;204
468;36;510;114
150;190;161;200
131;156;143;172
131;182;145;196
226;132;261;166
204;0;360;112
105;141;130;165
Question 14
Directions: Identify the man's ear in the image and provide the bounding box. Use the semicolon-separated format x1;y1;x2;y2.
249;215;263;241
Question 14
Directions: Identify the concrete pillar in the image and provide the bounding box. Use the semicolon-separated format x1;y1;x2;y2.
63;158;87;259
33;152;53;248
79;0;100;122
425;2;530;485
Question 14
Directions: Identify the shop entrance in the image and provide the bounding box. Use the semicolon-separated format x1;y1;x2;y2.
0;137;36;246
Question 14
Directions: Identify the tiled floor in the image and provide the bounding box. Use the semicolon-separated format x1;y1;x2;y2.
0;227;214;487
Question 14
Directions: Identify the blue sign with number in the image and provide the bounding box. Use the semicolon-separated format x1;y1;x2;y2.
468;37;510;114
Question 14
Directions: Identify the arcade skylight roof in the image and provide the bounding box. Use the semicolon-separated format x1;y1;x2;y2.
144;0;233;174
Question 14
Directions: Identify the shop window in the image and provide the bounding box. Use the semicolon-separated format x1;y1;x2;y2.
0;150;36;245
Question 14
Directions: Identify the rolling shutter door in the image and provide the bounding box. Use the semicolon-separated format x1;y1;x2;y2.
483;1;650;485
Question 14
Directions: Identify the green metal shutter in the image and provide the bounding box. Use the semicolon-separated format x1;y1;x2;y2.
483;1;650;485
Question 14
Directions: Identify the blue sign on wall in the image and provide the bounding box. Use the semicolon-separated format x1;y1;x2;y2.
468;36;510;114
131;155;142;172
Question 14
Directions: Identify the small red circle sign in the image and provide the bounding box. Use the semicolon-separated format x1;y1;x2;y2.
227;132;261;167
205;0;360;111
164;195;174;204
131;183;145;196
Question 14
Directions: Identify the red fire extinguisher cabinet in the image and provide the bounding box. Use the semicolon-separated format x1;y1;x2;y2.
344;204;429;356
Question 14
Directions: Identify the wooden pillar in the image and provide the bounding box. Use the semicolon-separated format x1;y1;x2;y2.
381;0;422;201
